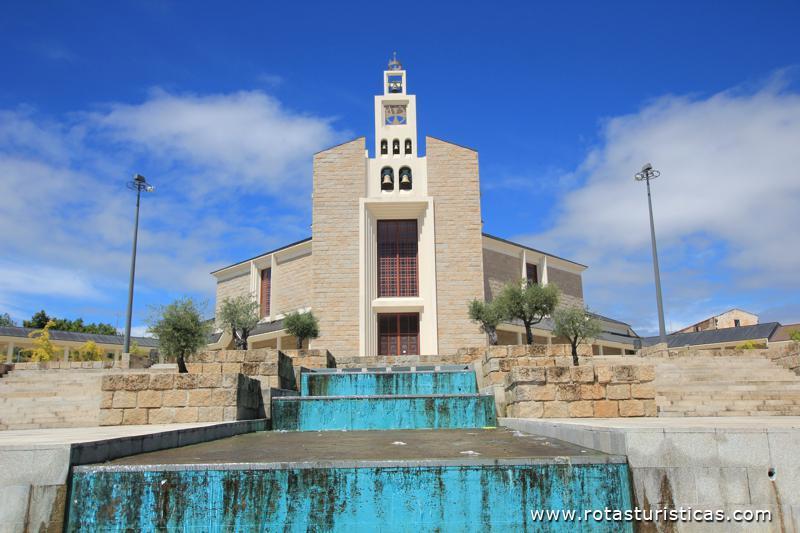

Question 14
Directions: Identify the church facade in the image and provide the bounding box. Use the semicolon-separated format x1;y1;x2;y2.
210;58;635;357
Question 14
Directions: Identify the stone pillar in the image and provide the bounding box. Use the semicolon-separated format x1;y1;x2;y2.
598;344;605;356
120;352;130;369
516;332;523;345
5;342;13;364
276;336;282;350
63;346;70;362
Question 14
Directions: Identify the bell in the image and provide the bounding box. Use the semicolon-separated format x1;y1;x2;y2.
400;175;411;186
382;174;393;186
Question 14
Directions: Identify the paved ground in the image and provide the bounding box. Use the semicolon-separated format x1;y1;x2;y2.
94;427;624;470
504;416;800;430
0;422;236;447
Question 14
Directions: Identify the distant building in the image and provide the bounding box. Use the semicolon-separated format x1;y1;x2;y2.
676;309;758;334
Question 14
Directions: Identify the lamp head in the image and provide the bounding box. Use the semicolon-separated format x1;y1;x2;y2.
641;163;653;173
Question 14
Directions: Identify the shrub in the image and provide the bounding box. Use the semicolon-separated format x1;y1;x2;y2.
147;298;211;373
468;299;502;345
284;311;320;349
494;280;559;344
552;306;602;366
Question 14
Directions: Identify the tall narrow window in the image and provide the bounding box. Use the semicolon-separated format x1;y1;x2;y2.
526;263;538;286
378;220;418;297
379;313;419;355
404;139;412;154
380;139;388;155
260;268;271;317
392;139;400;155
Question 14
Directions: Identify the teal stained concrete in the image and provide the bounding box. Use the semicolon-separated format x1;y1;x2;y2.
272;394;497;431
67;462;633;532
300;370;477;396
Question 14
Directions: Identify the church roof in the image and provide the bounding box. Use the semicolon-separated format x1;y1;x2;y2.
482;233;587;268
210;237;312;275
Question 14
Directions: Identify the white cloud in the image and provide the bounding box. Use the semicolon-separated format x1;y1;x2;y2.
518;78;800;333
0;89;349;321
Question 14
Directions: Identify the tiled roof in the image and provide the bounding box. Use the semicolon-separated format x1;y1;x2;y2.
770;324;800;342
638;322;780;348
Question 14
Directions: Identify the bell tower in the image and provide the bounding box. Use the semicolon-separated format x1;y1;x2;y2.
374;52;419;160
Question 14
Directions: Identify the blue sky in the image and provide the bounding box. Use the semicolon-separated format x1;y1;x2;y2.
1;0;799;336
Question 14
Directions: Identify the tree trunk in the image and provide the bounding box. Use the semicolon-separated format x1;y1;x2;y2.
524;322;534;345
571;341;579;367
177;354;188;373
487;328;498;346
296;336;303;349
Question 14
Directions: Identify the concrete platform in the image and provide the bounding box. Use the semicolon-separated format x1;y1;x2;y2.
0;420;267;533
88;427;624;470
501;417;800;532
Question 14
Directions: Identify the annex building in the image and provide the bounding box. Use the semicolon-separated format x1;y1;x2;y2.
209;57;638;357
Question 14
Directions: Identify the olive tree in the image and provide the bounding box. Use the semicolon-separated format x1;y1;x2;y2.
468;299;502;345
284;311;319;349
218;295;260;350
147;298;211;373
495;280;559;345
552;306;602;366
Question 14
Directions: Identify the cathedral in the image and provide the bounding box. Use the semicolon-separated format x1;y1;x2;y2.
210;57;637;357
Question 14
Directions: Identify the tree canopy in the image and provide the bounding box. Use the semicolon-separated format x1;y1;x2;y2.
23;310;117;335
552;306;602;366
0;313;15;327
495;280;560;344
147;298;211;373
284;311;320;349
468;299;502;345
218;295;260;350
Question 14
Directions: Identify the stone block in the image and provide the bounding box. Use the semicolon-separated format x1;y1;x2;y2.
221;374;238;388
507;401;543;418
112;390;137;409
607;384;631;400
100;391;114;409
542;401;569;418
222;363;241;374
595;366;613;383
122;374;150;391
101;374;125;391
225;350;245;362
556;383;582;401
137;390;162;408
174;374;199;389
201;363;222;374
631;383;655;399
545;366;571;383
174;406;199;423
185;363;203;373
198;406;224;422
508;367;546;385
122;408;148;425
635;365;656;382
643;399;657;417
162;389;187;407
149;374;174;390
223;406;238;420
580;383;606;400
241;362;259;375
148;408;177;425
196;374;222;388
508;345;529;357
611;365;637;383
99;409;123;425
568;400;594;417
619;399;645;417
570;365;595;383
593;400;619;418
211;388;238;406
187;388;213;407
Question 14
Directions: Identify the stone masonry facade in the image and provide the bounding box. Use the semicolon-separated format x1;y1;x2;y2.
310;138;366;356
482;248;520;302
272;252;312;316
426;137;486;354
547;266;584;309
214;271;250;322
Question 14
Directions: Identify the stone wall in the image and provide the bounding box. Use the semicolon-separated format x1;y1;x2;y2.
13;360;115;370
482;248;520;302
99;373;262;426
214;271;251;321
426;137;486;354
187;348;295;391
310;138;366;356
468;345;655;418
639;342;800;375
272;252;312;316
547;266;584;308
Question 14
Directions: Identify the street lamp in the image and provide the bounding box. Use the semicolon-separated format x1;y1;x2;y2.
635;163;667;345
123;174;155;360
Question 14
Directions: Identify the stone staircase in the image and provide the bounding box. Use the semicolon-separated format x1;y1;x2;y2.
272;363;497;431
650;354;800;417
0;369;110;429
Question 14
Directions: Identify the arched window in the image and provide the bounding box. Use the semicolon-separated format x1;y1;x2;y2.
381;167;394;191
392;139;400;155
404;139;412;155
380;139;388;155
399;167;412;191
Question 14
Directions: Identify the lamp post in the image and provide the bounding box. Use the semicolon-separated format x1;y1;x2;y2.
123;174;154;360
635;163;667;345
